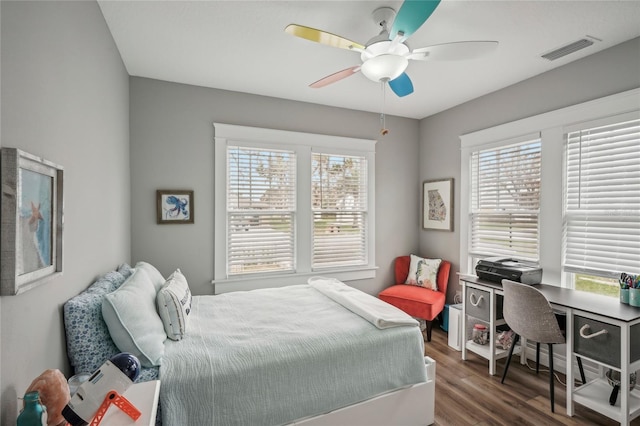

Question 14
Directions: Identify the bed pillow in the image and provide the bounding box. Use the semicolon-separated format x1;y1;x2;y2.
64;284;121;374
102;268;167;367
405;254;442;290
134;261;166;292
156;269;192;341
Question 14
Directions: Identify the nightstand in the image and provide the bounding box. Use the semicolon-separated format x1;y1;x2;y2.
100;380;160;425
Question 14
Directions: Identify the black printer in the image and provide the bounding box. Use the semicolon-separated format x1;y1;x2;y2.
475;257;543;285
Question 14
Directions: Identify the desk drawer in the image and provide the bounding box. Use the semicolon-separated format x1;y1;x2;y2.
574;316;620;368
466;288;503;322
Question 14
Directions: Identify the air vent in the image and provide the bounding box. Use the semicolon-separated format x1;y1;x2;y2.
541;36;599;61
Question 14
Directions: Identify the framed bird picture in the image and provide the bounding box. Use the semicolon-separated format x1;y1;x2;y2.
157;190;194;224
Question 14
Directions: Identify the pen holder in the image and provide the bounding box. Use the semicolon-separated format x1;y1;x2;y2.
620;288;630;304
629;288;640;307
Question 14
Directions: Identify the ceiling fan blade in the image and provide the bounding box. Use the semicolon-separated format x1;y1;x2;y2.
388;73;414;97
285;24;364;50
409;41;499;61
310;66;361;88
389;0;441;41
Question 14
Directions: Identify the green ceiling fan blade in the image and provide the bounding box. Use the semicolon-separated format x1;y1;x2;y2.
390;0;441;41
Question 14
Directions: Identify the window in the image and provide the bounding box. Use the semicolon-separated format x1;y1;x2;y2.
469;135;542;262
460;88;639;292
563;112;640;281
227;146;296;275
213;124;376;293
312;153;368;268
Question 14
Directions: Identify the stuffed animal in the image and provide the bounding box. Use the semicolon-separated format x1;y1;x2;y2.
25;369;70;426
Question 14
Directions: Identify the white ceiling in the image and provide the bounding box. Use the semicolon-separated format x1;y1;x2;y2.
97;1;640;120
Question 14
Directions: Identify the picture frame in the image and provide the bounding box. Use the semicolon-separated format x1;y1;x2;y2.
157;190;194;224
422;178;453;231
1;148;64;295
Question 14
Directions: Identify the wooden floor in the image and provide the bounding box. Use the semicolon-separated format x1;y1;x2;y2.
426;326;640;426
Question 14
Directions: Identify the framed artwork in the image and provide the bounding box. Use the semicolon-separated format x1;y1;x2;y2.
1;148;64;295
422;178;453;231
157;190;194;224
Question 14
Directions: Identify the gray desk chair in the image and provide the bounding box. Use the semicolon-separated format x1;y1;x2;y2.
500;279;586;413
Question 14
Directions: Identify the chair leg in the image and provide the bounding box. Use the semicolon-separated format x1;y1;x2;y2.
501;334;519;384
548;343;555;413
425;320;433;342
536;342;540;374
577;356;586;384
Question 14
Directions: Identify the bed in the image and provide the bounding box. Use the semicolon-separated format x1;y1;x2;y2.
63;263;435;426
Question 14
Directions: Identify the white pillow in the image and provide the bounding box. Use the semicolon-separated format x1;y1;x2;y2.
134;261;166;292
102;268;167;367
156;269;192;341
405;254;442;290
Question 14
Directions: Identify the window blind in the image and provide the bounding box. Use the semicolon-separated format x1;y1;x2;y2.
563;112;640;277
312;153;367;268
227;146;296;275
469;137;542;261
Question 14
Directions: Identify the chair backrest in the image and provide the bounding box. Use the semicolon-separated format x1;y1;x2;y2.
394;255;451;296
501;279;565;344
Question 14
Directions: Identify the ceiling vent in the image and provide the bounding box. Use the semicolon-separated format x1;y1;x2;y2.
541;36;599;61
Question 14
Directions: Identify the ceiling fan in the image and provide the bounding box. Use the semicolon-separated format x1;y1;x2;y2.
285;0;498;98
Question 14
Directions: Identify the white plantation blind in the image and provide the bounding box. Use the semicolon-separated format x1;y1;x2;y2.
563;112;640;277
470;136;542;261
312;153;367;268
227;146;296;275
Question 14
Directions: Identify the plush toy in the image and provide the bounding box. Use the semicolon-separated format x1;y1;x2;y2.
25;369;70;426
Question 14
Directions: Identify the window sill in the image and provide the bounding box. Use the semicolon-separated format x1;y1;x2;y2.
212;266;378;294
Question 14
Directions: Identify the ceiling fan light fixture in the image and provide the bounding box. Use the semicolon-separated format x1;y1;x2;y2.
361;54;408;82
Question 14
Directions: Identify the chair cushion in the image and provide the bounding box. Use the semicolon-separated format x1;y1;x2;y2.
378;284;446;321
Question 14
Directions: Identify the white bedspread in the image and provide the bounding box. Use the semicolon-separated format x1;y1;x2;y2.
159;284;427;426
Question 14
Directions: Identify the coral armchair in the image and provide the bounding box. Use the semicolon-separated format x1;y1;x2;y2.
378;255;451;342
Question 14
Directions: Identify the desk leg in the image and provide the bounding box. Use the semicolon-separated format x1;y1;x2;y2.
621;324;630;426
489;290;496;375
566;308;574;417
461;282;467;361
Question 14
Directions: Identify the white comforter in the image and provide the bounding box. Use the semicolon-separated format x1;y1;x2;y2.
159;283;427;426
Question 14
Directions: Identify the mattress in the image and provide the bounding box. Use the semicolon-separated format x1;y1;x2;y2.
159;284;427;426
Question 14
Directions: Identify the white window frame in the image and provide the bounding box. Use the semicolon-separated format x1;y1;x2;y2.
213;123;376;293
460;88;639;287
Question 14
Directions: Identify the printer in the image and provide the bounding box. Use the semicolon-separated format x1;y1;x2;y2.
475;257;543;285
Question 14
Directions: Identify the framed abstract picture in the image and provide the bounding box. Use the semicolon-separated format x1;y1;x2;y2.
1;148;64;295
422;178;453;231
157;190;194;224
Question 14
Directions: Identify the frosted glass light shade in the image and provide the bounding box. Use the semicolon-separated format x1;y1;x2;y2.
360;54;408;82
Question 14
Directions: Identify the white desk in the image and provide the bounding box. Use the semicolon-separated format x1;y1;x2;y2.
100;380;160;426
460;275;640;425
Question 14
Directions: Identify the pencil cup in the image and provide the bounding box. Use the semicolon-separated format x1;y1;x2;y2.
629;289;640;307
620;288;630;304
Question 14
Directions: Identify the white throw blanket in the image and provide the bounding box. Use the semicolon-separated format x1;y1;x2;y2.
308;276;419;329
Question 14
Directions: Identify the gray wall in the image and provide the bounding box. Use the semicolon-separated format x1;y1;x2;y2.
0;1;130;423
129;77;421;296
418;37;640;301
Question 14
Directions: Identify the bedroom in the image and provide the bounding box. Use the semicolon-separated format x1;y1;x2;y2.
1;0;639;424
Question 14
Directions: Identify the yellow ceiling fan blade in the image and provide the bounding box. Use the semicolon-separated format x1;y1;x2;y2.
285;24;364;51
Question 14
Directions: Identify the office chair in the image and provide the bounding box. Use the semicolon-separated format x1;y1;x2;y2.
500;279;585;413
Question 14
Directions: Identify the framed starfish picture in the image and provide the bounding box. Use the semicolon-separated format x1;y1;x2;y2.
1;148;64;295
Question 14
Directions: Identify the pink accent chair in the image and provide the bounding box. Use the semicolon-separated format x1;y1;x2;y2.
378;255;451;342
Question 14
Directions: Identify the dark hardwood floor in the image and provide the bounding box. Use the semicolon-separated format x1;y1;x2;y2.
425;326;640;426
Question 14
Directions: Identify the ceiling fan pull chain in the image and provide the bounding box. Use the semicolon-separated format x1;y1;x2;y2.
380;82;389;136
